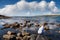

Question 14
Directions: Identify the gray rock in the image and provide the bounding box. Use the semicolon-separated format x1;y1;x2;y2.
30;34;37;40
36;35;48;40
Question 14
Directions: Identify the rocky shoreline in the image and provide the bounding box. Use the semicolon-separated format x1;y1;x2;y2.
0;20;60;40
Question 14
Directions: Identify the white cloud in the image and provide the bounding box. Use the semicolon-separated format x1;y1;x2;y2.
38;1;47;11
0;5;17;16
53;7;59;13
29;2;38;11
17;0;28;10
0;0;59;16
48;1;55;9
48;1;59;13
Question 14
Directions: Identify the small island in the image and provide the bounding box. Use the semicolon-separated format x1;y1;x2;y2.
0;15;11;19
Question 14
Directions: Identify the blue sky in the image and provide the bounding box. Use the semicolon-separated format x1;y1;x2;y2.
0;0;60;8
0;0;60;16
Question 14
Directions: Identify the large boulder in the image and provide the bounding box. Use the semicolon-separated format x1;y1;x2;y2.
3;23;11;28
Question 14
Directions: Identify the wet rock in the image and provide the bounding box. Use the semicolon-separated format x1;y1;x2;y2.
34;22;40;27
44;26;50;31
16;37;22;40
23;32;30;40
3;31;16;40
26;20;30;23
22;32;30;36
3;34;16;40
49;23;55;25
56;24;60;27
3;23;11;28
58;31;60;33
23;36;30;40
11;22;20;29
16;33;22;40
36;35;48;40
30;34;37;40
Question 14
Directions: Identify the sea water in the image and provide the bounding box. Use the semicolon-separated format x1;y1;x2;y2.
0;16;60;39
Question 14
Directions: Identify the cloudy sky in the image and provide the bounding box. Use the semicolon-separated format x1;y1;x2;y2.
0;0;60;16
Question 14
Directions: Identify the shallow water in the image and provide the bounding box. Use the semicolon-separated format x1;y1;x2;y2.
0;16;60;28
0;16;60;40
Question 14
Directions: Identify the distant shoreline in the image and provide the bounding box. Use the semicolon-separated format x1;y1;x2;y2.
0;14;60;19
0;15;11;19
11;14;60;17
